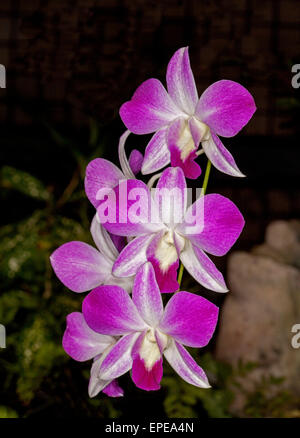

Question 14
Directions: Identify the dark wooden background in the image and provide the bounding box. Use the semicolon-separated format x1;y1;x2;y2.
0;0;299;250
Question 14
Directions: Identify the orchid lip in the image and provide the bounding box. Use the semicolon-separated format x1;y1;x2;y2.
138;328;169;371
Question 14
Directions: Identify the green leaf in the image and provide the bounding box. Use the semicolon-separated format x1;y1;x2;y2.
0;166;50;201
0;211;46;282
0;290;38;325
16;316;65;403
0;406;18;418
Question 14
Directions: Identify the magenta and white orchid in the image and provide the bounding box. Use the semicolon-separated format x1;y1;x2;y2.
50;215;133;293
97;166;244;294
120;47;256;179
62;311;124;397
82;262;218;391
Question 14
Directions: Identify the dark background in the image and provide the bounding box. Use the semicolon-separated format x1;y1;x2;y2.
0;0;299;418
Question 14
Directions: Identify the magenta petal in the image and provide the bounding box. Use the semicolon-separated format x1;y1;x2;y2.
50;241;112;293
98;179;164;237
129;149;143;175
132;355;163;391
131;332;163;391
164;340;210;388
99;332;140;380
62;312;114;362
112;234;154;277
159;291;219;348
146;232;179;293
155;167;187;226
167;118;201;179
170;145;201;179
102;379;124;397
109;234;127;253
141;128;170;175
82;285;146;335
148;254;179;293
166;47;198;114
132;262;163;327
179;241;228;293
120;78;181;135
84;158;124;208
180;193;245;256
196;79;256;137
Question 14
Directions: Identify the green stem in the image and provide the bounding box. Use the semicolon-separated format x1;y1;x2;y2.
201;159;211;196
177;159;212;288
177;262;185;288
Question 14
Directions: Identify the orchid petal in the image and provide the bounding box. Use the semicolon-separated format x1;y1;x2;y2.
82;285;146;335
167;118;201;179
129;149;143;175
102;380;124;397
99;332;140;380
50;241;112;293
159;291;219;348
141;128;170;175
113;234;154;277
179;193;245;256
105;273;134;294
84;158;124;208
90;215;119;262
120;78;181;135
146;231;179;293
62;312;114;362
164;340;210;388
109;233;126;253
132;262;163;327
166;47;198;114
196;79;256;137
88;356;114;398
131;332;163;391
179;241;228;293
202;132;245;177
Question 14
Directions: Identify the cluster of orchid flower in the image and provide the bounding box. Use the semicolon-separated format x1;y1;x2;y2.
50;47;256;397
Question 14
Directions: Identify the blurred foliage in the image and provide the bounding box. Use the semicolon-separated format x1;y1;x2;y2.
0;120;122;418
0;119;298;418
162;352;234;418
243;375;300;418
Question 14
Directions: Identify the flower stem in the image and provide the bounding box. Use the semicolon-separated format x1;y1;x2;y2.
177;159;212;289
177;262;185;288
201;159;211;196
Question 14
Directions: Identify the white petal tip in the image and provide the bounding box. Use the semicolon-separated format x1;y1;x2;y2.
141;164;152;175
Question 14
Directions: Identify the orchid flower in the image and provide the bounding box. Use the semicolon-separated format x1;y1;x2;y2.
62;311;124;397
85;130;143;208
120;47;256;179
82;262;218;391
97;166;244;293
50;215;133;293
